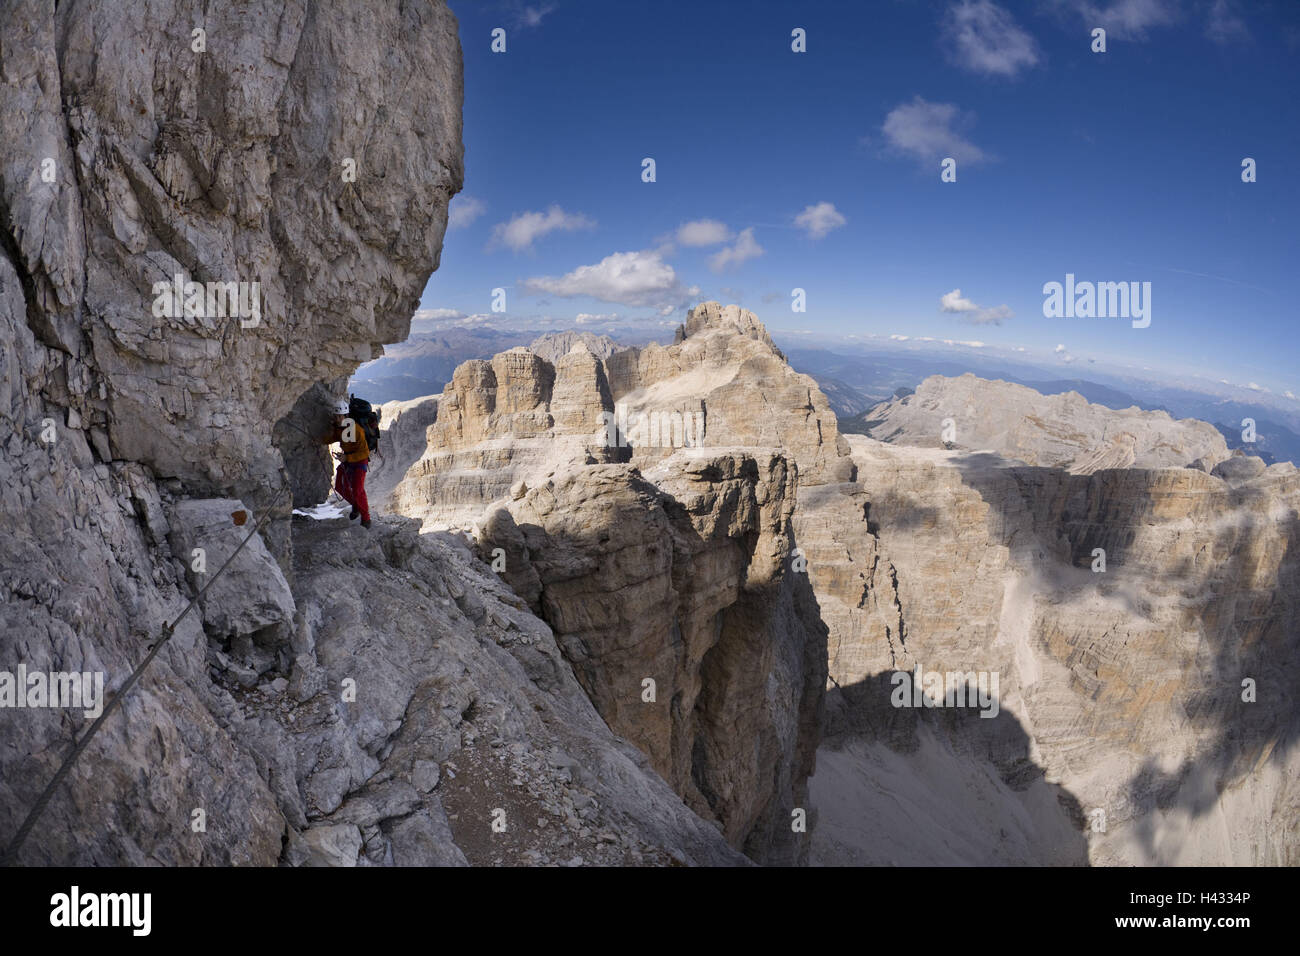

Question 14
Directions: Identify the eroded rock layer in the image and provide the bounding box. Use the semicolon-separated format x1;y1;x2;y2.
393;301;1300;866
1;2;749;867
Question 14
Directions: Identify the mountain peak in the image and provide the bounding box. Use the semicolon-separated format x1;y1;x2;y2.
678;302;784;357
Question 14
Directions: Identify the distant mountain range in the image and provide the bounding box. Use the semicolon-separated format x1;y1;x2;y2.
351;328;629;404
782;343;1299;466
351;327;1299;466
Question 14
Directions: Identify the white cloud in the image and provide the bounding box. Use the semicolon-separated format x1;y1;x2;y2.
447;196;486;230
491;205;595;252
1013;346;1027;352
1285;390;1297;400
1067;0;1178;40
890;334;911;341
574;312;619;325
521;250;699;308
1055;344;1067;353
974;304;1013;323
431;313;493;327
708;227;764;272
412;307;467;322
941;1;1040;77
1205;0;1249;43
882;97;988;166
1246;382;1266;392
943;339;986;348
941;289;979;312
676;219;731;247
939;288;1012;324
516;3;556;28
794;202;847;239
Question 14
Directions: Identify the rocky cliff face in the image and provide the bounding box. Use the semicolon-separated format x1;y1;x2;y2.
815;438;1299;865
1;2;753;867
864;373;1231;473
3;0;1294;866
478;454;826;862
392;302;1300;866
1;0;463;515
392;309;835;862
368;395;440;508
528;330;620;364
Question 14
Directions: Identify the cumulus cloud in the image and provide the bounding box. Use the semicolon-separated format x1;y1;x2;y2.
882;97;988;166
940;289;978;312
675;219;731;246
412;307;467;322
941;1;1040;77
491;205;595;252
890;334;911;341
447;196;486;230
521;250;699;308
1285;390;1297;400
575;312;620;325
794;202;847;239
939;288;1013;325
1055;343;1067;353
708;228;764;272
1065;0;1178;40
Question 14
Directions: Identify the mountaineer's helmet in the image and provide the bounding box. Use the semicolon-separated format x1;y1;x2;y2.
333;399;350;416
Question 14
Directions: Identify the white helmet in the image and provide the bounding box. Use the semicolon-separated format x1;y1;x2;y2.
333;399;350;415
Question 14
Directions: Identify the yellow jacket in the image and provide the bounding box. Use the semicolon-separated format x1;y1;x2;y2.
324;421;370;463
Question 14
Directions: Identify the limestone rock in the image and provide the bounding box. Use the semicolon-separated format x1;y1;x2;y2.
812;435;1300;866
0;0;464;514
167;498;296;644
529;331;619;364
390;300;1300;867
1212;454;1268;483
367;395;440;508
863;373;1231;473
474;453;825;863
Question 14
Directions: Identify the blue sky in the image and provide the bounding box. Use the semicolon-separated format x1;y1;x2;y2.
421;0;1299;399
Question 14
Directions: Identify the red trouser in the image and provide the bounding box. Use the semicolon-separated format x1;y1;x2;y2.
335;461;370;522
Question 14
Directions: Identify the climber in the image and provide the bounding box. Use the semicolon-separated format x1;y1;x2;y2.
321;399;372;529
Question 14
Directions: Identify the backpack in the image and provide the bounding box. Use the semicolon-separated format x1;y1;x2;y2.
348;394;381;456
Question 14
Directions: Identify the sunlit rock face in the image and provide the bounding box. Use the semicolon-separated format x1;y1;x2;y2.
861;373;1231;473
1;0;463;512
818;438;1300;865
393;301;1300;867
